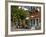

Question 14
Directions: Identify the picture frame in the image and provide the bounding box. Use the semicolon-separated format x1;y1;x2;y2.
7;1;45;35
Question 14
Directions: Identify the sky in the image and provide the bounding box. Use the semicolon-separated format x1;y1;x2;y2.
19;6;40;11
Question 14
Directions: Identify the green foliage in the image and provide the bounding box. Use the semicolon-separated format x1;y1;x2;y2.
11;6;28;20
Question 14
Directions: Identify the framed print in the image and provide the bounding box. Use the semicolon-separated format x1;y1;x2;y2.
8;2;45;35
